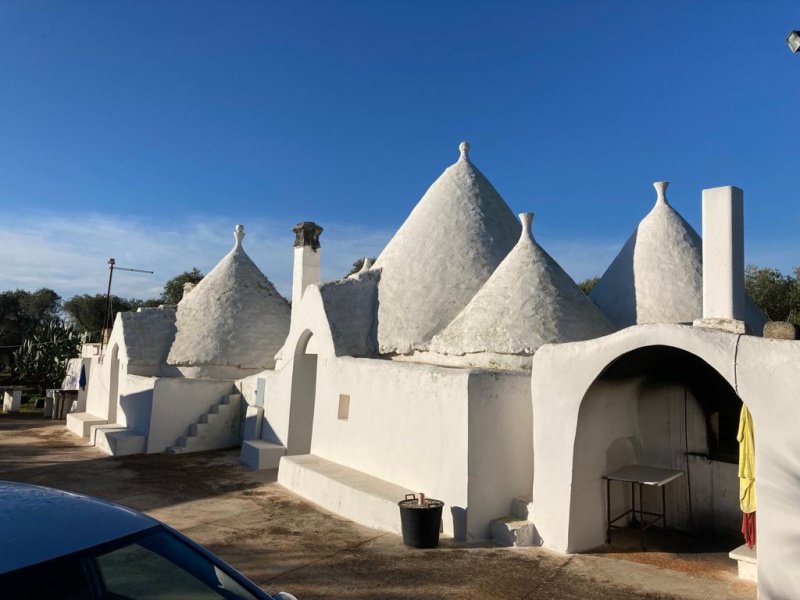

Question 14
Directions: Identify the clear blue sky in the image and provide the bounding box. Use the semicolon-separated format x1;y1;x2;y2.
0;1;798;299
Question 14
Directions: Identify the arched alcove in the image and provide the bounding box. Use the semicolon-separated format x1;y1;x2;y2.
286;330;318;455
568;345;750;552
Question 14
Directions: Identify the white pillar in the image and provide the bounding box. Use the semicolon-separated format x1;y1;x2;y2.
696;186;745;332
3;389;21;413
291;222;323;322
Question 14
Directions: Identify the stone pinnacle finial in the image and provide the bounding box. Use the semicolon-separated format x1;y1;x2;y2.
359;257;373;273
519;212;534;241
459;141;470;161
234;224;245;249
654;181;669;206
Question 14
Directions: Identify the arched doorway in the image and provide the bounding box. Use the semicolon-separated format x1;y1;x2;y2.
568;345;750;552
107;344;120;424
286;330;318;455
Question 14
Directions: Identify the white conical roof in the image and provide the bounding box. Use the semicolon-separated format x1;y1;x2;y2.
430;213;615;356
589;181;703;328
167;225;290;370
590;182;767;333
590;182;703;327
373;142;520;354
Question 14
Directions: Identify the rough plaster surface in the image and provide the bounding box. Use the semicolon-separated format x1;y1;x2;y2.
590;182;765;333
318;271;379;357
431;213;614;359
168;226;290;371
120;307;176;365
373;143;519;354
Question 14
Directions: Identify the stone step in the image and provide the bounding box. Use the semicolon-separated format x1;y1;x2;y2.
510;495;534;520
66;412;108;438
94;427;146;457
240;439;286;470
490;517;538;547
729;544;757;582
221;393;242;405
189;422;209;437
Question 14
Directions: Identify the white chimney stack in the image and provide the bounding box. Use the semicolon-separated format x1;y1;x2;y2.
695;185;746;333
291;222;323;321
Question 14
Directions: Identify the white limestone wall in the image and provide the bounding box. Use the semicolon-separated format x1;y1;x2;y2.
736;337;800;598
530;325;800;599
310;355;471;538
114;374;156;435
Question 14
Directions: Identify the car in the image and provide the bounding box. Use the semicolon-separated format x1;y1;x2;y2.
0;481;297;599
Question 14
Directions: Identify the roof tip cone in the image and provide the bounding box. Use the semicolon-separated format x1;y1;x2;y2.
654;181;670;206
459;141;470;162
234;224;245;249
519;212;534;241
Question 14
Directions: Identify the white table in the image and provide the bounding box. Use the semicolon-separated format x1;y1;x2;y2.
603;464;684;550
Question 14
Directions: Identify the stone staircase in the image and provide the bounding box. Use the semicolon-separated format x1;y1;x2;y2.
490;495;539;547
165;393;242;454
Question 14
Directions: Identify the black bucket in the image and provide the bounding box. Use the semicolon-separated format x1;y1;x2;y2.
398;494;444;548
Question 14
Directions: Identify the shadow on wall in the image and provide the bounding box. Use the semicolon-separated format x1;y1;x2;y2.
119;390;154;436
451;506;467;540
589;230;637;327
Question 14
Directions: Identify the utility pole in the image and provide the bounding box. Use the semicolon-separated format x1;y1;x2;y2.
100;258;154;353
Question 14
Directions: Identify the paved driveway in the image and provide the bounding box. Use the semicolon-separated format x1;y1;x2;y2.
0;415;756;599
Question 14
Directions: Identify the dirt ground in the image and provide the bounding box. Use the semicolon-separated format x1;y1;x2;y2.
0;414;757;600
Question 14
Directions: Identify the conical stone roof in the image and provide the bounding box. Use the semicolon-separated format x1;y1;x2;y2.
590;182;703;328
430;213;615;357
590;182;766;332
373;142;520;354
167;225;290;373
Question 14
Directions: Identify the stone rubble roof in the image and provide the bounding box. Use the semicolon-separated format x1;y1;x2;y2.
167;225;290;370
372;142;520;354
430;213;615;357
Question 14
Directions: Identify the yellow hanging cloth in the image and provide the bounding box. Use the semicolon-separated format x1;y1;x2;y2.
737;404;756;513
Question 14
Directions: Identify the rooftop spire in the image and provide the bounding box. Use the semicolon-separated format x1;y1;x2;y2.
654;181;669;206
519;212;534;242
459;141;470;162
234;224;245;249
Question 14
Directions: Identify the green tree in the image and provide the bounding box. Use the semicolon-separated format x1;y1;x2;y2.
160;267;204;304
63;294;136;335
578;276;600;295
745;265;799;324
346;257;377;277
0;288;61;372
12;321;81;393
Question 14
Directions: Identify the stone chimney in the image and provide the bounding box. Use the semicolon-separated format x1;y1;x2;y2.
694;186;746;333
292;221;323;320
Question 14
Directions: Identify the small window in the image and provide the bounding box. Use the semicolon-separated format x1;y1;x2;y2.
338;394;350;421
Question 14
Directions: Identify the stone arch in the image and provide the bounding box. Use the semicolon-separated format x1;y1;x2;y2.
286;330;319;455
567;343;750;552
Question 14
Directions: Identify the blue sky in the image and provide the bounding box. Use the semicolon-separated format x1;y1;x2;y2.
0;1;798;299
